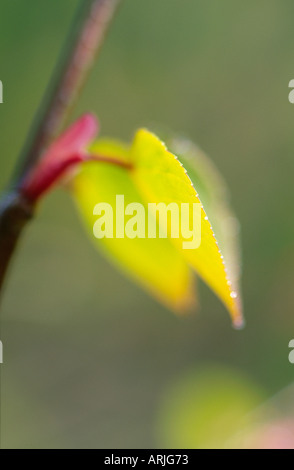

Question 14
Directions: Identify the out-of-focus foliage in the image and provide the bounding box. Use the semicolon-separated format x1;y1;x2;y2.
157;366;265;448
157;366;294;449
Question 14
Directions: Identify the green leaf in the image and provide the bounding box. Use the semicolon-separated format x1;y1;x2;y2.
71;130;243;326
130;129;242;326
169;136;241;287
72;139;196;312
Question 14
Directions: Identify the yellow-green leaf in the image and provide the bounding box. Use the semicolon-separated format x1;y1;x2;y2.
73;139;195;312
71;130;243;327
169;136;241;288
129;129;243;327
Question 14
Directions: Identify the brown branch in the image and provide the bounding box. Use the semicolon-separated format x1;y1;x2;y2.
0;0;122;295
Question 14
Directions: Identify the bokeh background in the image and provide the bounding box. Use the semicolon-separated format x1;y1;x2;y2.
1;0;294;448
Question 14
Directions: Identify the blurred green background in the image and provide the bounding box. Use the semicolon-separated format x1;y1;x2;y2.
1;0;294;448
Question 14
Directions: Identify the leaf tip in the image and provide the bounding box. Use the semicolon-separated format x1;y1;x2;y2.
233;316;245;330
231;296;244;329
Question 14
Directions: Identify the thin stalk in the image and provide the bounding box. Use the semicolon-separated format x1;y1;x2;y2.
0;0;122;295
